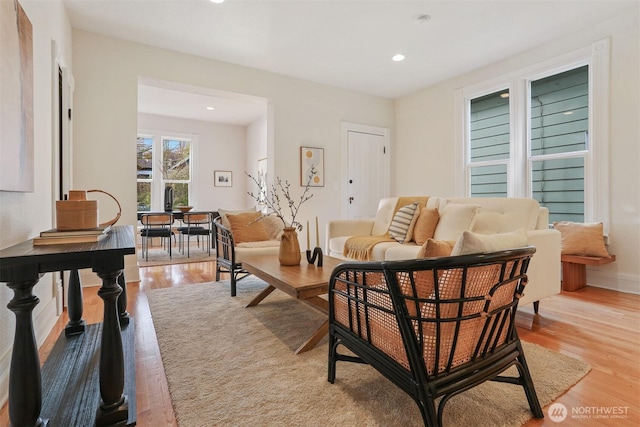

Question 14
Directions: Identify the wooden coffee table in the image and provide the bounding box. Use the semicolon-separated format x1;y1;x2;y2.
241;254;343;354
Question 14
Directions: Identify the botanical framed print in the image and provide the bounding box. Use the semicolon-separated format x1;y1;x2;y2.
214;170;232;187
300;146;324;187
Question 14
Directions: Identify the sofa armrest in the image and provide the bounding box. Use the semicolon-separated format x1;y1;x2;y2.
326;219;375;249
521;228;562;306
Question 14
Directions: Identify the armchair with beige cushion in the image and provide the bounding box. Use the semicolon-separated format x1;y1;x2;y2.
214;209;284;296
326;196;561;312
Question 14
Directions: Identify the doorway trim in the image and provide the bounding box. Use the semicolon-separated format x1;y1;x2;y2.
340;122;391;219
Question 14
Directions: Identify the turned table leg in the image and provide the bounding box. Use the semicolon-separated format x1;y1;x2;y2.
7;279;48;427
117;273;130;327
95;270;128;426
65;269;86;336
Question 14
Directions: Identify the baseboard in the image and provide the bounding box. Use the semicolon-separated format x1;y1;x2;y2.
34;296;59;346
587;270;639;294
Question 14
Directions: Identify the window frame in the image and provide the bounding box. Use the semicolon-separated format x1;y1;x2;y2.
455;38;610;233
137;130;197;212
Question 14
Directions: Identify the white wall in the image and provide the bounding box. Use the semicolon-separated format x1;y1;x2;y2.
395;10;640;293
138;113;249;211
72;30;395;253
245;115;268;207
0;0;72;408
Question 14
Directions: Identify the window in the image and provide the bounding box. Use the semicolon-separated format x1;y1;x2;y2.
136;136;153;211
530;66;588;222
161;138;191;208
136;133;193;212
457;39;610;230
469;90;510;198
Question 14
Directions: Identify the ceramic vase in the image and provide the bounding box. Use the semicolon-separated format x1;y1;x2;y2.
279;227;301;265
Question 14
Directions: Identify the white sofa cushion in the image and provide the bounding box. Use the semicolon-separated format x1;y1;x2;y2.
451;228;528;256
371;198;399;235
433;204;479;241
384;243;421;261
442;198;541;233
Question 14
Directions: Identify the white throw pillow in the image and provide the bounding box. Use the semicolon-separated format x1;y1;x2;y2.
450;228;528;256
432;204;479;241
388;202;419;243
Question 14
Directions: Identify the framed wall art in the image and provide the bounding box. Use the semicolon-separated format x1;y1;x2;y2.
214;170;232;187
300;146;324;187
1;0;34;192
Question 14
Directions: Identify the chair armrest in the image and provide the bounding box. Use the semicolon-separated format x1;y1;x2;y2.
214;218;239;267
326;219;375;249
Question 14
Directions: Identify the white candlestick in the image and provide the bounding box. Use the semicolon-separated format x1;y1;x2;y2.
306;221;310;250
315;216;319;248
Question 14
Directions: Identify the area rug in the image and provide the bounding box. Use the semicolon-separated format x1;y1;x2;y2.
137;244;215;267
147;277;591;427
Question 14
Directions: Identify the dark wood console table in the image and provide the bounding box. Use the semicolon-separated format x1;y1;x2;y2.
0;225;136;426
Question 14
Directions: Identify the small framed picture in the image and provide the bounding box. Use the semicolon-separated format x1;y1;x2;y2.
300;146;324;187
214;170;232;187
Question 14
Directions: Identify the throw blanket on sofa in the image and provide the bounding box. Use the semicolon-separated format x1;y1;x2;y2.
343;196;428;261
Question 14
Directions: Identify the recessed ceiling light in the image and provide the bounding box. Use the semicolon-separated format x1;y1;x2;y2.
500;93;510;98
392;54;405;62
210;0;224;3
206;106;215;111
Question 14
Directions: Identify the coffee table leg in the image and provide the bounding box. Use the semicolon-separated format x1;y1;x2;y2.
294;320;328;355
245;285;276;307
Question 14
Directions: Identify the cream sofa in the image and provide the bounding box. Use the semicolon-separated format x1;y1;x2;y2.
327;197;561;310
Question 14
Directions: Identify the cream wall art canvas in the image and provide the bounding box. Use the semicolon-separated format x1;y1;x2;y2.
0;0;34;192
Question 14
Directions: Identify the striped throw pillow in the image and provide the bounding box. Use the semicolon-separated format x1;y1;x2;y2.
389;202;419;243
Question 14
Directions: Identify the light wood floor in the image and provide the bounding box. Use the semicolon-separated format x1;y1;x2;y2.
1;261;639;426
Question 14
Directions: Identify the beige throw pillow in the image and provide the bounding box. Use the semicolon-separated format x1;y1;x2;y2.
226;212;270;244
388;202;420;244
261;215;284;240
413;208;440;245
553;221;610;257
417;239;456;258
450;228;528;256
432;204;479;241
218;207;256;229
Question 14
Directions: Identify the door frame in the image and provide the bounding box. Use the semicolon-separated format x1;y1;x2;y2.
340;122;391;219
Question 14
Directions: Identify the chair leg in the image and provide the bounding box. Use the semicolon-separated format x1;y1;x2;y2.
230;272;237;297
328;334;338;383
516;344;544;418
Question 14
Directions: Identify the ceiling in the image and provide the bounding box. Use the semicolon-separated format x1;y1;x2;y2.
64;0;636;124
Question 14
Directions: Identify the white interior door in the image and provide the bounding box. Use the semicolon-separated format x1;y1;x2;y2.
342;123;390;219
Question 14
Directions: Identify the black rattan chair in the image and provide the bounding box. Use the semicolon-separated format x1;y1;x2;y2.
328;247;543;426
213;216;251;297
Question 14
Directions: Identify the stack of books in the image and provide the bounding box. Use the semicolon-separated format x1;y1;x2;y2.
33;225;112;246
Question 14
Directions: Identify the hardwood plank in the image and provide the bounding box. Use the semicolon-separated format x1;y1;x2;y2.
1;261;638;426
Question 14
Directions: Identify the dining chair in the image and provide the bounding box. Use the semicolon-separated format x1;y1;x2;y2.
178;212;214;257
140;213;175;260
